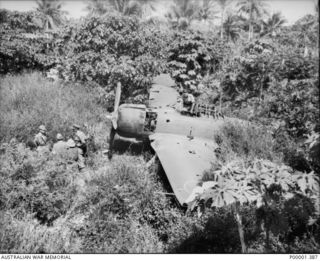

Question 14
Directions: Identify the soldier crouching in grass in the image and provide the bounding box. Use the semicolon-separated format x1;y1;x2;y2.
72;124;88;171
74;136;85;171
52;133;68;158
65;138;79;164
34;125;50;155
72;124;88;156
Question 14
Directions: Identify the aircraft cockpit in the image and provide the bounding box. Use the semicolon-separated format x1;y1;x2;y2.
144;110;158;132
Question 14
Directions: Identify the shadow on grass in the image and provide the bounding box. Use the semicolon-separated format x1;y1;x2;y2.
112;137;178;205
169;210;242;253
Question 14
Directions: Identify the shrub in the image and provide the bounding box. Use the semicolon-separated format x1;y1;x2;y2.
212;120;278;163
189;157;320;253
0;142;79;225
0;9;57;74
167;30;228;95
0;211;82;253
56;14;165;103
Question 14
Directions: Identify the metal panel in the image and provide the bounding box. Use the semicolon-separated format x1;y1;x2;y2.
148;84;180;109
150;133;218;205
149;73;178;108
118;104;146;135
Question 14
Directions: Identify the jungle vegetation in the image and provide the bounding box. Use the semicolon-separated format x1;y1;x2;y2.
0;0;319;254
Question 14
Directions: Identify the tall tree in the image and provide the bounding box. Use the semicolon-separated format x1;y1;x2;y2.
36;0;66;30
85;0;109;16
86;0;157;18
197;0;219;26
216;0;231;39
260;12;287;37
106;0;142;16
237;0;269;41
223;12;242;42
165;0;200;30
294;14;318;57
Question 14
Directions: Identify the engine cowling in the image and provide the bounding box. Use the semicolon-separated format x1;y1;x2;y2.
117;104;147;137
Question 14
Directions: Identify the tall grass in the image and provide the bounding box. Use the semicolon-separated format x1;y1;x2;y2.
0;73;109;146
1;73;318;253
212;119;281;164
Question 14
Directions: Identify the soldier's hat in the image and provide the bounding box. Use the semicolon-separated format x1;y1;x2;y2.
39;125;47;131
66;138;76;148
56;133;63;140
72;124;80;130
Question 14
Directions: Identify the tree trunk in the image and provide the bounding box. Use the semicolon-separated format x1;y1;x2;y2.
234;202;247;253
220;10;224;40
219;82;223;113
259;64;265;101
304;46;309;57
266;223;270;252
248;3;253;41
248;23;253;41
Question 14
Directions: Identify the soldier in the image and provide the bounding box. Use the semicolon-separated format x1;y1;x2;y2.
72;124;88;156
182;92;196;114
65;138;79;163
52;133;67;157
34;125;48;146
34;125;50;154
74;136;85;170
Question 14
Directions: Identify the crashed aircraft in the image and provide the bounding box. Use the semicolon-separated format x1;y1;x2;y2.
108;74;227;206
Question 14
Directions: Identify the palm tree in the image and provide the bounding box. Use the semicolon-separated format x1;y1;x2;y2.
85;0;109;16
260;12;287;37
36;0;66;30
223;12;242;42
237;0;269;41
106;0;142;16
216;0;231;39
135;0;156;18
197;0;219;26
300;1;319;55
295;14;318;57
86;0;156;18
165;0;200;30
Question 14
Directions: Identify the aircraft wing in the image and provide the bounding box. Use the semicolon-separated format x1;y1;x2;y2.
149;133;218;205
148;74;179;109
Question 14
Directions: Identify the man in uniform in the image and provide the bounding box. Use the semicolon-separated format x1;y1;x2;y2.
34;125;49;154
72;124;88;156
34;125;47;146
182;92;196;114
65;138;79;164
74;136;85;170
52;133;67;157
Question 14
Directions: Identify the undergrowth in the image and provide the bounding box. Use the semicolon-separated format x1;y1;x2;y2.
0;72;109;147
212;119;280;164
0;73;319;253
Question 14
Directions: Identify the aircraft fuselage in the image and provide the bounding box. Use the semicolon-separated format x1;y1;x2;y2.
154;108;224;141
116;104;224;142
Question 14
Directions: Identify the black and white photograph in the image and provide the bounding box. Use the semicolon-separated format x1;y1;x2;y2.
0;0;319;255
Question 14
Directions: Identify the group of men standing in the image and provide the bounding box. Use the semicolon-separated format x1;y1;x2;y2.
34;124;88;170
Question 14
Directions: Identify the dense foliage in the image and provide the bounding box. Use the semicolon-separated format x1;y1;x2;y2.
0;2;319;254
0;9;57;74
55;15;171;103
167;30;228;95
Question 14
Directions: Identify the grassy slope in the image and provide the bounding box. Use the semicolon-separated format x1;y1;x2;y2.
0;73;109;146
0;73;318;253
0;73;199;253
